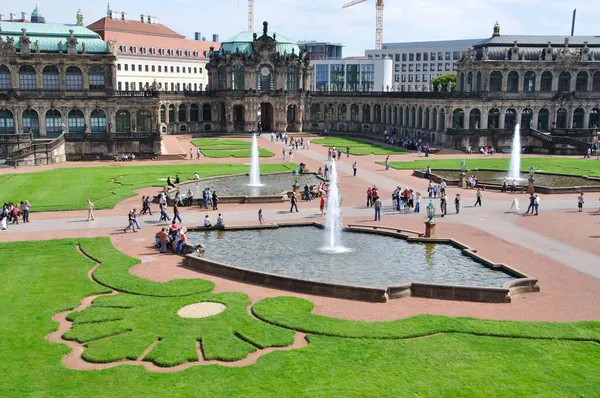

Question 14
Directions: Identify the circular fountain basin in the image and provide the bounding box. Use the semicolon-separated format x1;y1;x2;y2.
187;226;515;289
182;173;321;198
425;170;600;190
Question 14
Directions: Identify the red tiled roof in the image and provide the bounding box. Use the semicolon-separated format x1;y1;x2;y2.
88;17;220;60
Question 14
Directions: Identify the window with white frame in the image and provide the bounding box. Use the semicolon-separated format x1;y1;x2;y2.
131;46;137;54
120;45;127;53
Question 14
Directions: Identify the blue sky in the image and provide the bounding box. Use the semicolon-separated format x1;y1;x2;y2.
8;0;600;56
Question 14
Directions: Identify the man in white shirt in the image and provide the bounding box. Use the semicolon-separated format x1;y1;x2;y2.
204;215;212;228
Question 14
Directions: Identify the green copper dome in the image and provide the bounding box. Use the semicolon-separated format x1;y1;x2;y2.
220;31;300;56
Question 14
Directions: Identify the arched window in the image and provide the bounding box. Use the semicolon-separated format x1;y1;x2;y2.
190;104;199;122
469;109;481;129
523;71;535;93
90;109;107;133
42;66;60;90
556;108;567;129
287;67;298;91
521;108;533;129
231;65;244;90
89;67;106;90
160;105;166;123
350;104;359;122
45;109;62;137
68;109;85;133
66;66;83;91
115;110;131;133
168;105;175;123
573;108;585;128
137;110;152;134
488;108;499;129
258;65;273;91
489;71;502;92
22;109;40;136
0;65;10;90
202;104;212;121
140;47;147;55
540;71;553;92
363;104;370;123
504;108;516;129
131;46;138;54
452;108;464;129
538;108;549;131
310;104;321;122
337;104;347;122
19;65;37;90
120;44;127;54
558;72;571;92
576;72;588;92
178;104;186;122
0;109;15;133
507;71;519;93
324;104;334;121
589;108;599;129
593;72;600;92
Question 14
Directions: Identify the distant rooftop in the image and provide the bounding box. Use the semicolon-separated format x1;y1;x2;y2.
380;38;485;50
297;40;344;47
477;35;600;47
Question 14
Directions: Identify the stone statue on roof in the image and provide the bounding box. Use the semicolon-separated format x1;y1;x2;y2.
263;21;268;36
35;40;40;53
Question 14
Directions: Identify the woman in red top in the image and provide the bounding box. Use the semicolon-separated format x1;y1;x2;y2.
11;204;20;224
367;187;373;207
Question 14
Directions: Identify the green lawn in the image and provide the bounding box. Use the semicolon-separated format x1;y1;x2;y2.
1;238;599;396
386;157;600;177
0;163;295;212
191;138;275;158
311;137;408;156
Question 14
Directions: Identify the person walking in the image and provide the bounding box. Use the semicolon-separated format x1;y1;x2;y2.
534;194;540;216
414;192;422;213
366;187;373;207
289;150;294;163
474;188;483;207
196;147;201;159
373;196;382;221
189;148;193;160
324;165;329;180
346;146;350;158
578;192;584;212
124;210;137;233
87;200;96;221
352;162;358;177
212;191;219;211
258;209;265;225
385;156;390;170
282;149;286;160
173;204;182;223
132;208;141;230
290;193;299;213
455;194;461;214
21;200;30;223
440;194;447;217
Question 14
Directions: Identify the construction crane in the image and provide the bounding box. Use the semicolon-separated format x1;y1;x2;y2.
342;0;384;50
248;0;254;32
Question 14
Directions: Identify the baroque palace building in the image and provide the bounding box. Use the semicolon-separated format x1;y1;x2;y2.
1;17;599;164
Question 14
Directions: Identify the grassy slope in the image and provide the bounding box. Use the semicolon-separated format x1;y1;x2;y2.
387;157;600;177
312;137;408;156
191;138;275;158
0;239;599;396
1;163;294;212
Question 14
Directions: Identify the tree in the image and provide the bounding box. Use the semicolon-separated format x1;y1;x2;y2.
431;74;457;92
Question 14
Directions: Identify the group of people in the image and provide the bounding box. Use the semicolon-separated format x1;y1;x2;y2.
1;201;31;230
392;187;421;213
156;221;188;254
188;147;201;160
117;153;137;161
327;146;350;161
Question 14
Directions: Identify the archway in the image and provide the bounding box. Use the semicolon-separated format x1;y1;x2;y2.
504;108;517;130
45;109;62;137
469;109;481;129
521;108;533;129
22;109;40;137
488;108;500;129
233;104;245;132
556;108;567;129
538;108;550;131
91;109;107;133
260;102;274;132
115;109;131;133
287;105;297;131
589;108;599;129
136;109;152;134
310;104;321;122
573;108;584;129
452;108;464;129
0;109;15;133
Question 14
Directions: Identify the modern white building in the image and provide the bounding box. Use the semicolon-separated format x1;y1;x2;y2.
365;39;484;91
310;57;393;92
87;9;220;92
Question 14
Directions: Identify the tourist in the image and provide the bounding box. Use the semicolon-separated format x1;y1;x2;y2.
173;204;182;223
196;148;201;160
132;209;141;230
320;195;326;216
306;140;310;150
189;148;193;160
185;190;194;207
86;199;96;221
408;190;415;209
194;172;200;181
212;191;219;211
207;188;213;209
327;148;332;161
317;167;323;176
271;132;275;141
578;192;585;212
427;182;433;198
169;220;179;240
282;149;286;160
501;178;507;193
123;210;137;233
304;184;311;201
474;188;483;206
352;162;358;177
159;201;171;222
258;209;265;225
289;150;294;162
299;162;306;173
157;228;169;253
440;194;447;217
440;180;447;196
526;194;535;214
433;185;438;198
337;149;342;159
21;200;30;223
0;204;8;230
414;192;422;213
534;194;540;216
367;187;373;207
216;213;224;227
324;165;329;180
176;228;188;254
373;196;382;221
385;156;390;170
425;166;432;178
204;215;212;228
167;177;175;188
455;194;461;214
290;192;299;213
346;146;350;158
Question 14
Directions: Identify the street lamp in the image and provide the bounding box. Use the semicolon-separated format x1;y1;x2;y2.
426;200;436;224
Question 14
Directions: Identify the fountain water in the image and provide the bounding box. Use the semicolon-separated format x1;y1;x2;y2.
248;134;262;187
322;160;350;253
508;123;522;181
